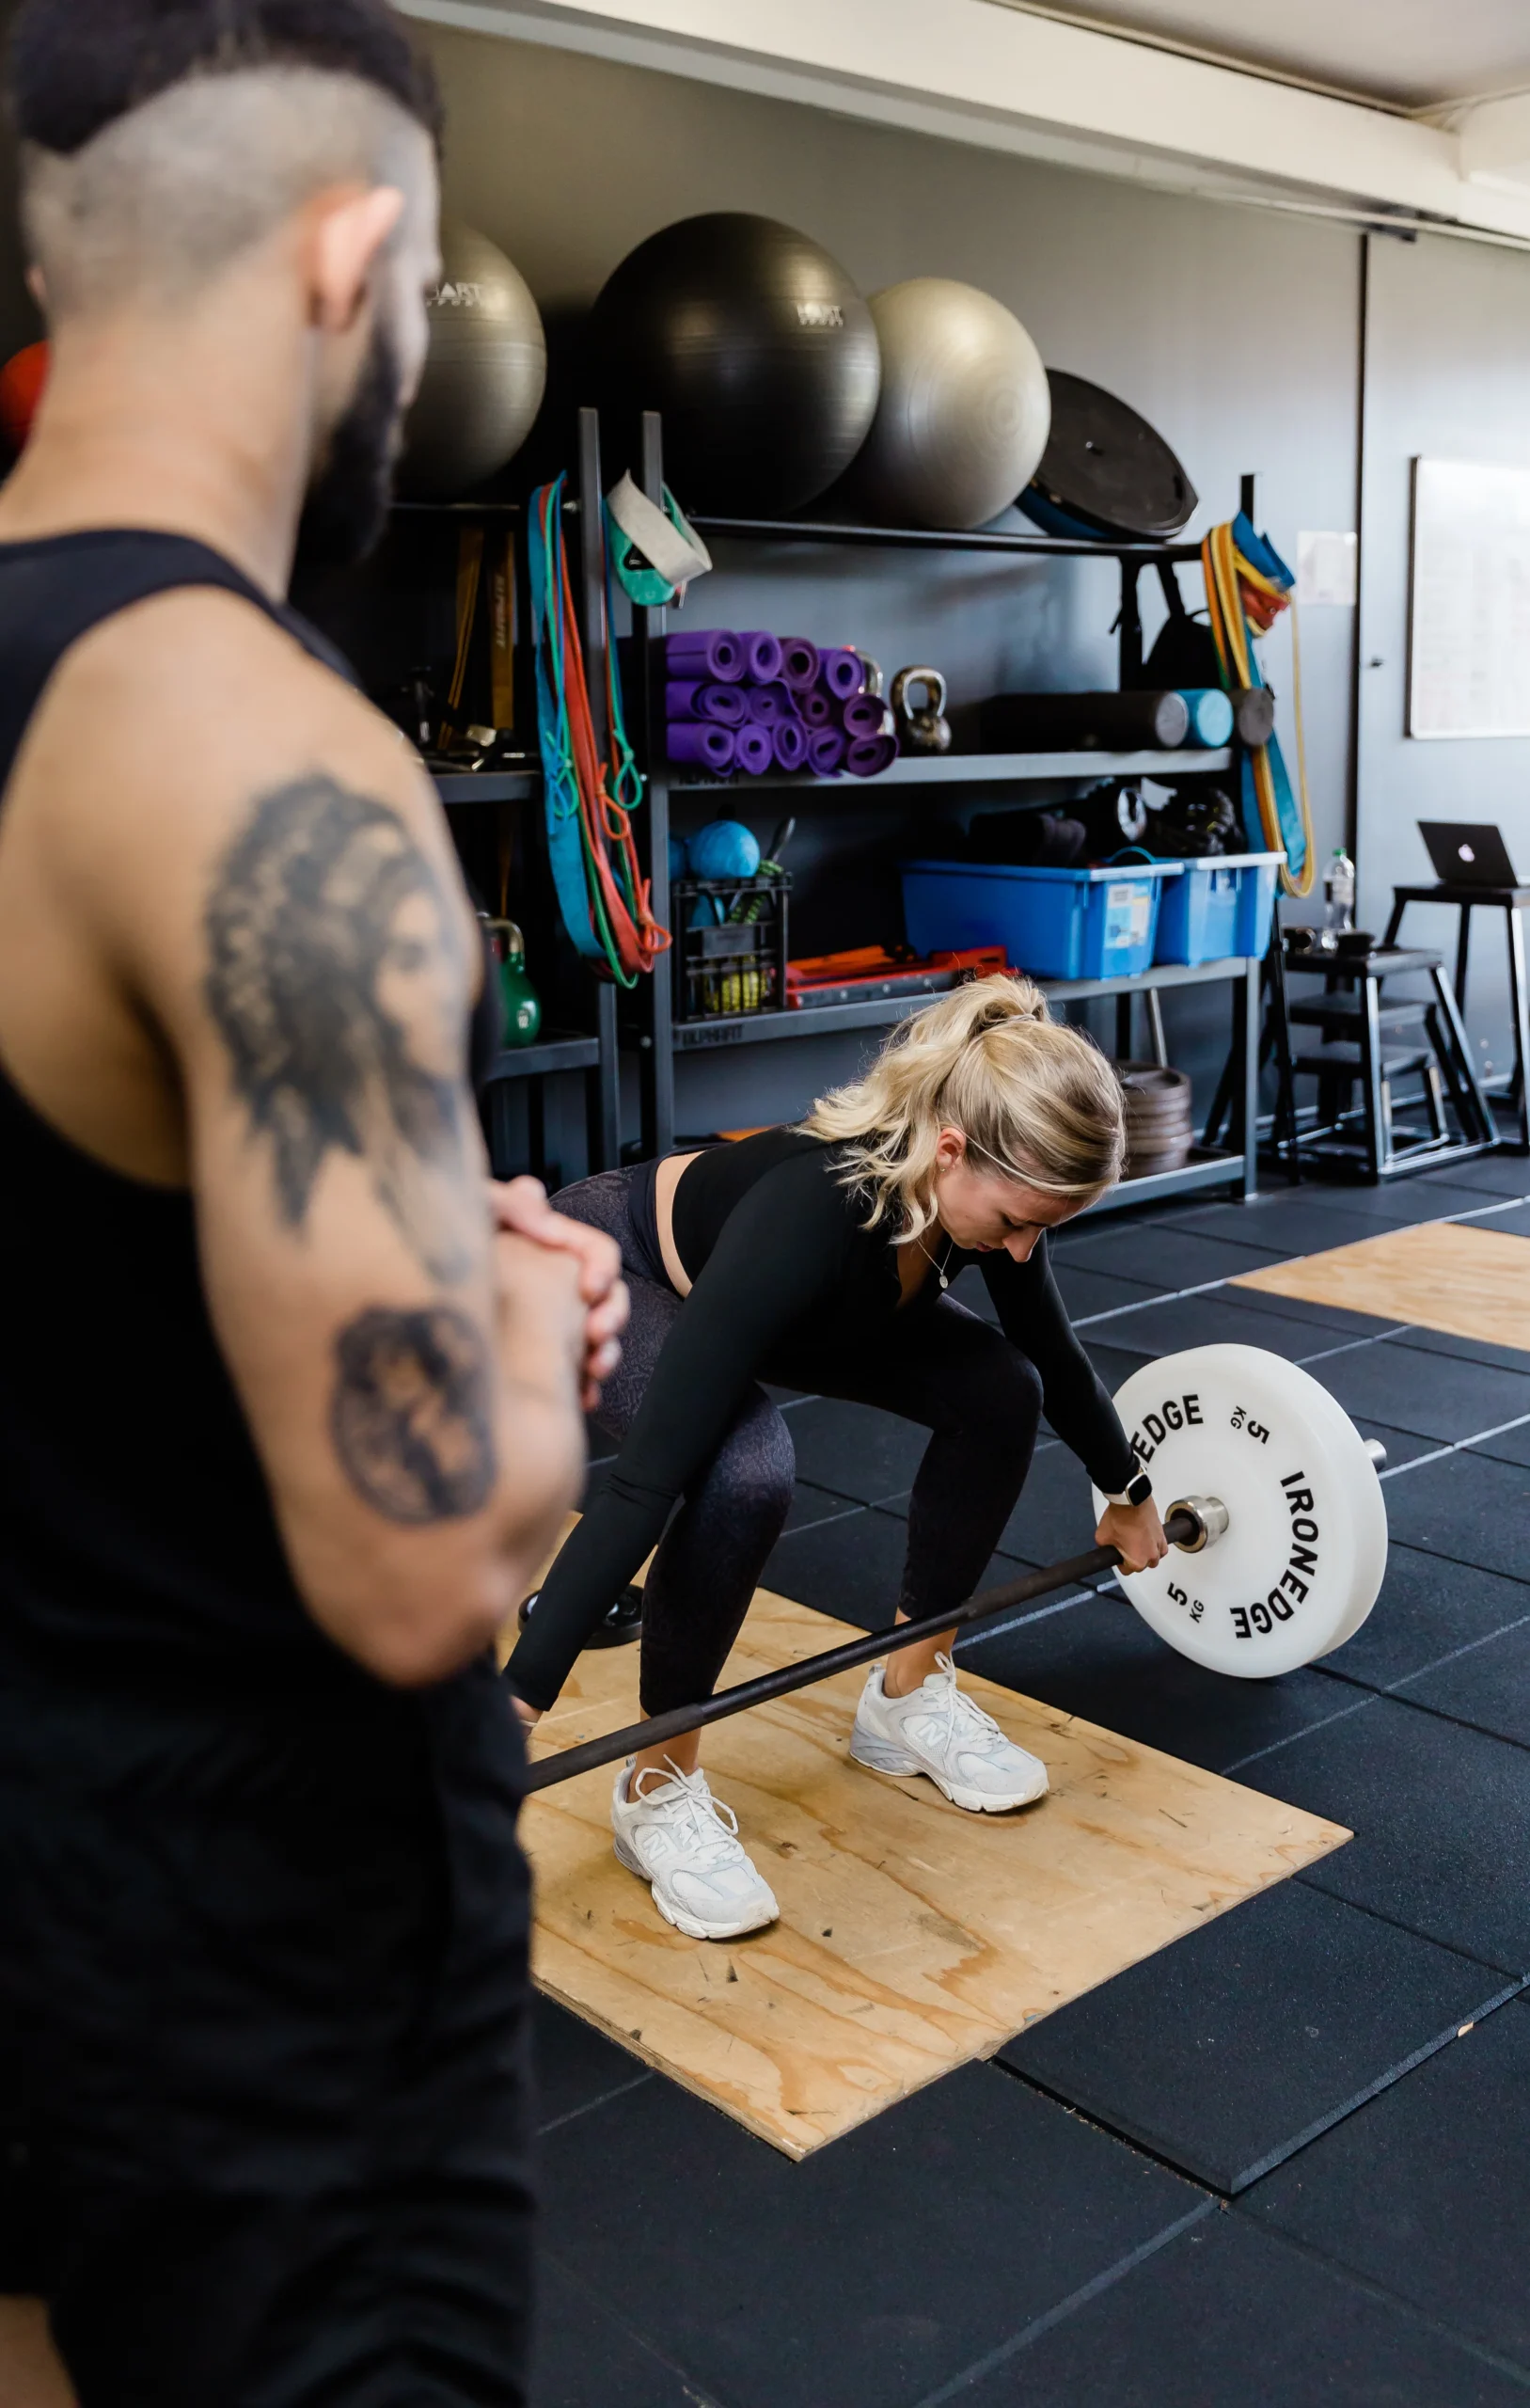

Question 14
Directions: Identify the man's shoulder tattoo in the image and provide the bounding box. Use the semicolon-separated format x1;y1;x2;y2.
204;773;477;1282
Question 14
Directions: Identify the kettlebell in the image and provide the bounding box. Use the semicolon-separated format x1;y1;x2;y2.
891;666;952;756
484;917;542;1048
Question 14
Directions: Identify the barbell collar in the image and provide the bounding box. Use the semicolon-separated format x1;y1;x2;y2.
1167;1494;1230;1554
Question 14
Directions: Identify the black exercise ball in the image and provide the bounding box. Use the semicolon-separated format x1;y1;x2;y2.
588;213;880;515
399;222;546;499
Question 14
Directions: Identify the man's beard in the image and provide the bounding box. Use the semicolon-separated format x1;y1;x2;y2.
294;324;406;570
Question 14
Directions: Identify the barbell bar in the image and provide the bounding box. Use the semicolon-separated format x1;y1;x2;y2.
522;1342;1391;1795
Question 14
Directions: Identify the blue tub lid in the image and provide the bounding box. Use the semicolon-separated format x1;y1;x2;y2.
900;858;1184;882
1175;851;1286;871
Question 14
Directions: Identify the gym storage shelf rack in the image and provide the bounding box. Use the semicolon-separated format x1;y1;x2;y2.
629;412;1259;1209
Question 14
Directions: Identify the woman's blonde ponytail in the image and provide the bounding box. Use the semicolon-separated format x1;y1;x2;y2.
799;973;1125;1240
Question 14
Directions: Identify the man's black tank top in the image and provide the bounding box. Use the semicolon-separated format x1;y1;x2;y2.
0;530;495;1697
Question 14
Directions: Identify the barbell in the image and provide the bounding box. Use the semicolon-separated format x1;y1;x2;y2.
521;1343;1388;1795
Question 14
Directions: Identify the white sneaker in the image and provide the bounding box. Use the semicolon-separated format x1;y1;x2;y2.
850;1653;1049;1814
610;1758;780;1941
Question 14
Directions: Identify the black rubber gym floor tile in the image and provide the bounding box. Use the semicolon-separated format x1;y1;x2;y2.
1317;1540;1530;1692
1382;1322;1530;1376
1083;1288;1387;1367
963;1587;1353;1775
1472;1418;1530;1465
536;2060;1201;2408
1254;1697;1530;1973
1382;1448;1530;1582
1053;1225;1290;1290
953;2209;1530;2408
533;1995;653;2136
998;1878;1509;2193
1478;1198;1530;1236
1347;1417;1440;1469
1050;1264;1166;1323
1413;1150;1530;1196
1227;1284;1408;1339
533;2255;707;2408
1292;1175;1504;1223
764;1501;1030;1631
1080;1338;1156;1392
1157;1197;1435;1256
781;1396;931;1503
781;1479;860;1535
1244;1997;1530;2374
1395;1619;1530;1750
1303;1339;1530;1444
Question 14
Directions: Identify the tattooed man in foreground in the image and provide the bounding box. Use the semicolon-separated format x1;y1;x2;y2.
0;5;625;2403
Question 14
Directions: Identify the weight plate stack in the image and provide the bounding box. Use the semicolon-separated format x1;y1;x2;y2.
1119;1060;1194;1178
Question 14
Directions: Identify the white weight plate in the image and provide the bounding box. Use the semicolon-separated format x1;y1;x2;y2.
1090;1344;1387;1678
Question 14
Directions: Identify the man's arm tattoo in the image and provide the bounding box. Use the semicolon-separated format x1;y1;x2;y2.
331;1306;497;1524
204;773;479;1282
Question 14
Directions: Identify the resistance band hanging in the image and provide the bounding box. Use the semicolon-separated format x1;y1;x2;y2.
528;475;670;985
1200;512;1316;899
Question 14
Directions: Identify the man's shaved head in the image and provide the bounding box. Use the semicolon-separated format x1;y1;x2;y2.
8;0;442;313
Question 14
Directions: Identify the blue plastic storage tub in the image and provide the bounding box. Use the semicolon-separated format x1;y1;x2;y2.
901;858;1183;981
1152;852;1283;966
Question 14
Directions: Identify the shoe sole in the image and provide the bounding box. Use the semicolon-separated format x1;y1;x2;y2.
611;1831;779;1941
849;1733;1049;1815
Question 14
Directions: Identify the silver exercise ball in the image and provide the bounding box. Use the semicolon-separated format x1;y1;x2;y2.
399;222;546;499
846;278;1051;531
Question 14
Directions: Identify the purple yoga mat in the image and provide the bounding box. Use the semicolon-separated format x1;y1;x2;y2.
779;637;820;692
842;694;891;740
734;724;773;776
746;681;800;727
808;727;846;775
799;689;832;728
771;721;809;773
667;721;736;772
666;679;749;727
845;734;898;778
739;629;783;683
666;629;745;683
818;648;864;702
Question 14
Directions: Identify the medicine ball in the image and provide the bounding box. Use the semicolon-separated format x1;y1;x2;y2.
399;223;546;499
588;213;880;515
842;280;1050;531
687;819;761;880
0;341;48;454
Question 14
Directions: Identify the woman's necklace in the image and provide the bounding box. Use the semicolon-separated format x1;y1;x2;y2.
915;1230;953;1291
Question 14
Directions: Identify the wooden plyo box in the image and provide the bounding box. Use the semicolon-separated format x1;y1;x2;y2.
523;1589;1349;2160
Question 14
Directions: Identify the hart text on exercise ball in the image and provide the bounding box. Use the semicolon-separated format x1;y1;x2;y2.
588;213;880;515
846;279;1050;531
399;223;547;499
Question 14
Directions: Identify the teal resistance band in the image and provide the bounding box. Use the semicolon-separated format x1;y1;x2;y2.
528;476;604;966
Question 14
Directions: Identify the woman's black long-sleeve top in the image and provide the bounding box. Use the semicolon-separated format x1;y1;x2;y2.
508;1129;1136;1709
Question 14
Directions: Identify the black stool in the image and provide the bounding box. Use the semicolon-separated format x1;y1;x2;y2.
1382;881;1530;1153
1283;943;1496;1180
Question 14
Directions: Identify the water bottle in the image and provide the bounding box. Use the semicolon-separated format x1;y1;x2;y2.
1321;848;1356;948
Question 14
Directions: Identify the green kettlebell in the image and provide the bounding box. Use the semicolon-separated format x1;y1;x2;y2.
487;917;542;1048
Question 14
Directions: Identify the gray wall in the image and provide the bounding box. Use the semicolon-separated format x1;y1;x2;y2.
422;23;1364;1130
1357;227;1530;1085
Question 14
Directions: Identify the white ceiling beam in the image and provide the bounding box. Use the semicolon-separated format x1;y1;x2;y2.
399;0;1530;243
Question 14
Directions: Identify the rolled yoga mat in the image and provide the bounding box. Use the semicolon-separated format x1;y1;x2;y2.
799;689;833;728
666;629;745;683
845;733;897;777
1178;688;1236;748
738;629;783;684
667;721;736;771
779;636;820;692
666;679;749;727
818;647;864;702
843;693;891;740
771;720;809;772
746;682;800;727
734;723;773;776
809;727;846;775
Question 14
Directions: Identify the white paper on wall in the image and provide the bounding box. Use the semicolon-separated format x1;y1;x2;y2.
1408;459;1530;739
1296;531;1357;607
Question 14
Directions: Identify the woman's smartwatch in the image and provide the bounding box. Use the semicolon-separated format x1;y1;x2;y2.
1103;1468;1154;1509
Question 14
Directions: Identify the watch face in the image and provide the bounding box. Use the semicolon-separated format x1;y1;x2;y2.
1128;1472;1152;1506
